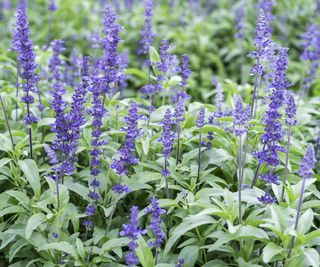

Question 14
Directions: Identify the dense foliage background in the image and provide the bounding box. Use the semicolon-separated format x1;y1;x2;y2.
0;0;320;266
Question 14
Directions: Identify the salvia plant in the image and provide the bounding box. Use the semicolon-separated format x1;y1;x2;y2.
0;1;319;267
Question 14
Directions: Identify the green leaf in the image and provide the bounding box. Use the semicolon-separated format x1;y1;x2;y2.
136;236;154;267
236;225;269;240
64;181;90;200
37;118;55;127
149;46;160;64
76;238;86;260
19;159;41;198
100;237;129;253
237;257;263;267
263;242;285;263
178;246;199;267
38;242;77;258
0;206;25;217
303;248;320;267
0;158;11;168
25;213;46;239
141;136;150;156
202;260;229;267
298;209;314;234
165;214;215;253
125;68;148;80
202;148;233;166
9;239;29;262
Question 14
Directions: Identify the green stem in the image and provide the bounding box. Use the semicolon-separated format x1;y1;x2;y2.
281;126;292;202
0;93;14;148
238;135;243;223
287;178;306;259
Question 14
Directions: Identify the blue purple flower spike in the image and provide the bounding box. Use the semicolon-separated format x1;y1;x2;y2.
111;102;142;194
255;47;289;203
248;9;272;76
287;144;316;258
172;54;191;103
120;206;147;267
300;24;320;93
49;39;65;82
101;5;123;96
139;0;156;56
207;82;224;148
235;4;245;40
14;8;38;126
299;144;316;180
83;69;107;228
248;9;272;118
159;109;175;198
145;197;166;248
197;107;205;128
233;96;250;137
12;7;38;159
285;92;297;126
159;109;175;175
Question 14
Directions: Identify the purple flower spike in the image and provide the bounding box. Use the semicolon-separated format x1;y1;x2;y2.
44;144;58;166
174;96;185;124
299;144;316;180
233;96;250;136
180;54;192;89
49;39;65;82
13;8;38;126
253;47;289;201
145;197;166;248
235;4;245;40
158;39;172;74
197;107;205;128
285;92;297;126
138;0;156;56
110;102;142;180
101;5;123;95
120;206;147;267
248;9;272;76
159;109;175;160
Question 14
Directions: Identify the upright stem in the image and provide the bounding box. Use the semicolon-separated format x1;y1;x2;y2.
250;143;266;188
281;126;292;202
176;123;181;165
253;78;261;119
250;58;261;119
147;93;155;127
197;128;202;179
15;60;20;121
56;180;60;210
238;135;243;223
315;128;320;161
0;94;14;148
155;249;158;265
251;162;261;188
146;53;154;127
107;176;122;232
287;178;306;259
240;41;244;85
240;132;249;182
164;158;169;199
25;89;34;159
